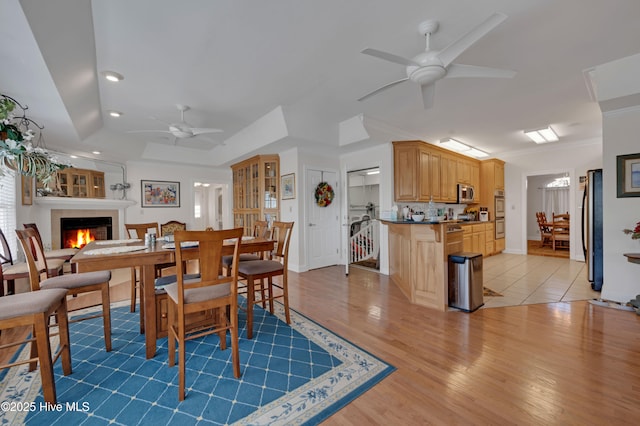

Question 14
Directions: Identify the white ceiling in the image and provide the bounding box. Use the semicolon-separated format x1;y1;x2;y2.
2;0;640;167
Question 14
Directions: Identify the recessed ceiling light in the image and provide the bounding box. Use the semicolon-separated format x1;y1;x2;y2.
92;151;101;155
101;71;124;82
70;155;78;159
524;126;559;144
366;170;380;175
108;110;123;117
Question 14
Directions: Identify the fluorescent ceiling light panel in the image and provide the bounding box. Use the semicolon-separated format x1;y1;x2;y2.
524;126;558;143
440;138;471;152
467;148;489;158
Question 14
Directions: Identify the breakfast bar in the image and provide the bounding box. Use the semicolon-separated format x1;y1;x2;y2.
382;219;464;311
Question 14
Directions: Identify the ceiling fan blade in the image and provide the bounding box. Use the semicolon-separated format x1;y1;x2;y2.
358;77;410;102
420;83;436;109
190;127;224;135
438;12;507;67
445;63;516;79
127;130;173;134
361;48;419;67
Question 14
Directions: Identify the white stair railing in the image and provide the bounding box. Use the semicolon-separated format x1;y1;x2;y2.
350;220;379;264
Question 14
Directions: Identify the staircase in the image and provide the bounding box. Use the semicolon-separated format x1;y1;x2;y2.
350;220;379;264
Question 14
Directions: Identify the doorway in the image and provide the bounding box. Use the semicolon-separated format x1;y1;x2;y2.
347;167;380;271
193;181;228;230
525;172;572;259
306;168;341;270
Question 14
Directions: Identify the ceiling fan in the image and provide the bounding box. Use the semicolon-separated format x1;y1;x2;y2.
129;104;223;144
358;12;516;109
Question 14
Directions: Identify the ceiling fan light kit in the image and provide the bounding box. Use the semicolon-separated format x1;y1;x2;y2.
358;12;516;109
128;104;223;144
524;126;558;143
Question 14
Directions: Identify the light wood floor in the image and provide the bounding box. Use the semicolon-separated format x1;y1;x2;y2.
2;256;639;424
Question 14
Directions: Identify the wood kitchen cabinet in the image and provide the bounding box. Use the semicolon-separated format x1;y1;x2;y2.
37;167;105;198
393;141;480;203
461;222;496;257
479;158;506;253
231;154;279;235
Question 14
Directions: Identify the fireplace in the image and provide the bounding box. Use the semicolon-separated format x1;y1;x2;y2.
61;217;113;248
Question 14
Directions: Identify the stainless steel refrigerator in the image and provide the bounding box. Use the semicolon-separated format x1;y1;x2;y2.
582;169;603;291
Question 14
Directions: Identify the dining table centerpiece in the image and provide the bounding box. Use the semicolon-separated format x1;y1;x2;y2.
1;93;69;183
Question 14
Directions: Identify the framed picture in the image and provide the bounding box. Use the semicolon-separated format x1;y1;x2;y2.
21;175;33;205
141;180;180;207
281;173;295;200
617;153;640;198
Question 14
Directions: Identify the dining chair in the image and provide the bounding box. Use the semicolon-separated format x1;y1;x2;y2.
535;212;552;248
0;285;72;404
164;228;244;400
221;220;270;276
16;228;113;351
125;222;173;313
237;221;294;339
552;212;570;251
1;227;30;296
23;223;78;272
160;220;186;237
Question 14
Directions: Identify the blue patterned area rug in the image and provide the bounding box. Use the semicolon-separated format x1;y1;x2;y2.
0;298;394;425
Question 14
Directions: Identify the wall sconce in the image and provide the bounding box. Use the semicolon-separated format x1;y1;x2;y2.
524;126;558;144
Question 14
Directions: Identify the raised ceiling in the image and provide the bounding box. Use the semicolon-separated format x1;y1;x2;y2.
2;0;640;167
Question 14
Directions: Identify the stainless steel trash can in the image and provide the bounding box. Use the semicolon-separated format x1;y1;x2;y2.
448;252;484;312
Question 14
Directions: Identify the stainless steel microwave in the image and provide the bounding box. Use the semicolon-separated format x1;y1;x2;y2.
457;184;475;204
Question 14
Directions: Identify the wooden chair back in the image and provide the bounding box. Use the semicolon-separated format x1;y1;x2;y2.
0;227;15;266
535;212;550;232
270;221;294;267
552;212;570;250
125;222;160;239
15;228;50;291
172;228;243;307
161;220;186;236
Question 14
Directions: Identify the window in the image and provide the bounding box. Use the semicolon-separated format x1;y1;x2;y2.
0;172;17;256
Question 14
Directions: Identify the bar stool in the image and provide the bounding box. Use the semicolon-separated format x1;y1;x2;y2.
0;286;72;404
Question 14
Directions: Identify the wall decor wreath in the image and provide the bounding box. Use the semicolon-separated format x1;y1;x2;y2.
314;181;334;207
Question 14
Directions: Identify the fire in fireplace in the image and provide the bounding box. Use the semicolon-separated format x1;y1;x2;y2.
61;217;112;249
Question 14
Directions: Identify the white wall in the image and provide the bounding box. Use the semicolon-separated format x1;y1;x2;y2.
500;140;602;261
278;147;301;271
124;161;232;234
601;106;640;303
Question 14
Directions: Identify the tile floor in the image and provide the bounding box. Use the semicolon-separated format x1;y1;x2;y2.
481;253;600;308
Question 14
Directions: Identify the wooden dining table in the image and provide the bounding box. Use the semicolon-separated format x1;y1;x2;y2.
72;236;275;359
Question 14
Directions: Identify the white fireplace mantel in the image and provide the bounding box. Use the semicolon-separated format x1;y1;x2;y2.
34;197;136;250
34;197;136;209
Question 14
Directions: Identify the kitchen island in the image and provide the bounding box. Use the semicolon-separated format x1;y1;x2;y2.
381;219;464;311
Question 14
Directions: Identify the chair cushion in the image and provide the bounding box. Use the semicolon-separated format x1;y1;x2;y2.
2;262;29;276
221;254;261;267
237;260;284;276
45;248;78;259
0;288;68;320
155;273;201;287
40;270;111;290
165;280;231;304
46;258;67;271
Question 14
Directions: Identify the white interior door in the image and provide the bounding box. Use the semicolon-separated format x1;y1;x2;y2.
307;169;341;270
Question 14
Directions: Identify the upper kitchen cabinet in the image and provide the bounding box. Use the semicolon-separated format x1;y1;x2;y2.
480;159;505;216
393;140;480;203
